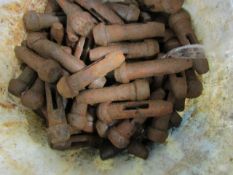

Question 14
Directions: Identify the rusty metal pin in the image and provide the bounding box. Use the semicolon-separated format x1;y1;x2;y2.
169;9;209;74
74;0;124;24
57;51;125;98
61;46;72;55
21;78;45;110
74;36;86;60
57;0;95;36
174;98;185;112
107;117;146;149
163;29;175;43
169;72;187;99
128;141;149;159
23;11;63;31
164;38;181;52
68;102;94;133
76;79;150;105
90;39;159;61
151;75;165;90
114;58;193;83
139;12;152;22
107;120;137;148
27;34;106;88
15;46;62;83
97;100;173;124
149;88;170;131
142;0;184;14
96;120;118;138
107;3;140;22
100;141;122;160
26;34;85;73
45;83;70;145
185;68;203;98
150;88;166;100
52;135;101;150
147;127;168;143
169;111;182;128
50;22;64;45
73;37;107;89
93;22;165;46
44;0;61;13
8;66;37;97
88;77;107;89
152;115;170;131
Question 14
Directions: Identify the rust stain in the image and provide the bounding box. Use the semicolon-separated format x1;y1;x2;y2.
0;148;35;175
0;102;16;109
2;120;25;128
2;2;22;13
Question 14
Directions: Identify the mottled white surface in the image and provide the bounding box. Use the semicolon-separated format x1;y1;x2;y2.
0;0;232;175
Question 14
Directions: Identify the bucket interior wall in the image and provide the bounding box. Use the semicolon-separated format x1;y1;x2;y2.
0;0;232;174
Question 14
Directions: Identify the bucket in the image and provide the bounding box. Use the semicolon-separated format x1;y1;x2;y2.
0;0;232;174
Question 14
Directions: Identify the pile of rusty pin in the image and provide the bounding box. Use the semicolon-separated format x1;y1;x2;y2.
8;0;209;160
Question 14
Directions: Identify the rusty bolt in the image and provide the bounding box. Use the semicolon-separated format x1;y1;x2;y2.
15;46;62;83
21;78;45;110
93;22;165;46
97;100;173;124
76;79;150;105
75;0;123;24
89;39;159;61
107;3;140;22
8;66;37;97
57;51;125;98
114;58;193;83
